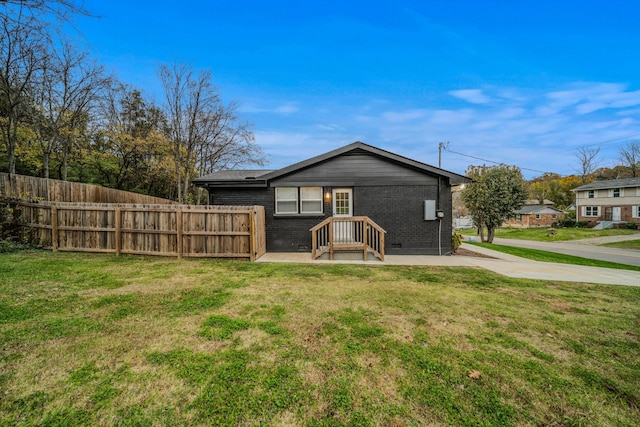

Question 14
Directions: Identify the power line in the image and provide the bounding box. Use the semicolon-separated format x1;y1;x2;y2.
444;133;640;176
444;148;550;175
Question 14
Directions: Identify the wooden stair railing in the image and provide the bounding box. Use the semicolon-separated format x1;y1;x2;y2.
310;216;386;261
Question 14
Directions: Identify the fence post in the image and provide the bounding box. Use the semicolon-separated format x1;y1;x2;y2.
115;207;121;256
249;209;256;261
176;208;183;258
51;205;58;252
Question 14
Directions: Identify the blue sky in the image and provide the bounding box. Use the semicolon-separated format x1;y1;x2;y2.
74;0;640;179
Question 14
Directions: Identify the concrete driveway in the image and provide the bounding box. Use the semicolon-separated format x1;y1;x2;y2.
459;243;639;286
257;241;640;287
489;233;640;267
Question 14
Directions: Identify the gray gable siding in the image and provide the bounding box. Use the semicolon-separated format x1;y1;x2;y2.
270;153;439;187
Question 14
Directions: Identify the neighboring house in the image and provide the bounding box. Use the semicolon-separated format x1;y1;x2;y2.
193;142;471;256
503;200;565;228
571;177;640;227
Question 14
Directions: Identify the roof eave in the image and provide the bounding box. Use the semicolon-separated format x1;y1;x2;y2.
261;141;472;184
194;180;268;189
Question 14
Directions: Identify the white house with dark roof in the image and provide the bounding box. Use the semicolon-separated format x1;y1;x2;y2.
571;177;640;228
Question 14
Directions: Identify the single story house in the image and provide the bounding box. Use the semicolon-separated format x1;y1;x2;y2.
503;200;565;228
572;177;640;227
194;142;471;257
503;205;565;228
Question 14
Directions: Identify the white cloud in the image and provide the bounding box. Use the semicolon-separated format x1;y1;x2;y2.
381;109;428;123
449;89;492;104
239;101;299;115
544;83;640;115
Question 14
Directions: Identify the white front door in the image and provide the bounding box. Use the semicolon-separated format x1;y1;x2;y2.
612;206;621;221
332;188;353;242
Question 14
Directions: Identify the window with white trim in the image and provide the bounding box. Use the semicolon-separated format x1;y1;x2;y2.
300;187;323;213
583;206;600;217
535;214;541;219
275;187;323;214
611;188;622;198
275;187;298;214
587;190;596;198
515;214;522;221
633;206;640;218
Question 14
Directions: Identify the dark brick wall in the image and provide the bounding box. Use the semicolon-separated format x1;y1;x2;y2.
209;182;453;255
355;185;452;255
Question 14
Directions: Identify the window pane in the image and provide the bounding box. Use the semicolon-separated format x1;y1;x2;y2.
276;201;297;213
276;187;297;200
300;187;322;200
301;200;322;213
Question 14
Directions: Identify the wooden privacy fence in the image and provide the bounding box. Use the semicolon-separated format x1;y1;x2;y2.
16;201;266;260
0;173;175;204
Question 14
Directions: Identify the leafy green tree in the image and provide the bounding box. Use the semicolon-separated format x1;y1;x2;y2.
529;173;582;209
462;164;527;243
91;86;175;197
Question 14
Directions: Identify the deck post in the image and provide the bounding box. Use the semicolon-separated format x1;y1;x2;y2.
363;219;368;260
312;226;317;259
329;217;334;260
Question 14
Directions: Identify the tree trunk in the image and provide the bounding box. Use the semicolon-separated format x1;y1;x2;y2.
62;150;68;181
487;226;496;243
175;156;183;203
7;118;17;175
43;151;50;179
7;150;16;176
478;225;487;242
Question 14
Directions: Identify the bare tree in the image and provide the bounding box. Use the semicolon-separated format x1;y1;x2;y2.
1;1;90;26
159;63;263;202
618;141;640;177
31;42;108;179
1;0;90;176
573;146;600;184
93;83;173;195
196;100;262;174
0;8;48;175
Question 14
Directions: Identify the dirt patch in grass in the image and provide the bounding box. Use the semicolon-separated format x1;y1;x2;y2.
455;247;497;258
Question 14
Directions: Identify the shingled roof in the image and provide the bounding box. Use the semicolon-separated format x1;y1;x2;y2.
572;177;640;192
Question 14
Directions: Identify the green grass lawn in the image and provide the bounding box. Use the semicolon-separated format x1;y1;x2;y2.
1;251;639;426
466;242;640;271
458;227;639;242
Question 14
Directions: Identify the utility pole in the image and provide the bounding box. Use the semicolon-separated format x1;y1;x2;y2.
438;142;449;168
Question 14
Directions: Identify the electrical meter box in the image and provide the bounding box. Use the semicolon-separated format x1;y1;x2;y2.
424;200;436;220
